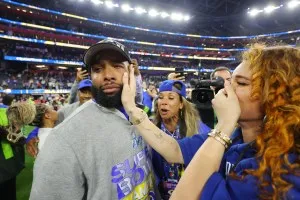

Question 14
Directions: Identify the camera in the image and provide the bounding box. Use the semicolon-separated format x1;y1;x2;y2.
190;76;224;104
190;77;224;128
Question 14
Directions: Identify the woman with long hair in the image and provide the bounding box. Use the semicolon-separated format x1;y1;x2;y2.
26;103;58;157
0;102;36;200
152;80;210;199
121;44;300;199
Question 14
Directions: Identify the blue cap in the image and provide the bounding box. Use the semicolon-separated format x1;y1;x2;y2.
78;79;92;90
159;80;186;98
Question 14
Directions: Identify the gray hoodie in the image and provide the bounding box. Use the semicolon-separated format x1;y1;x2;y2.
30;100;156;200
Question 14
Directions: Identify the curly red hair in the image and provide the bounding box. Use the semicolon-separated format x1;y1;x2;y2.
243;44;300;199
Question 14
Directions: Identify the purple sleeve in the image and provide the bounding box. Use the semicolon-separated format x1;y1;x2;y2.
26;127;39;143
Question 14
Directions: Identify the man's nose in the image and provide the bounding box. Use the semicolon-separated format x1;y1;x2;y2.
102;65;116;81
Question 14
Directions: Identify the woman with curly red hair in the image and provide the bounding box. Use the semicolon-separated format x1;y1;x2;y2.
121;44;299;199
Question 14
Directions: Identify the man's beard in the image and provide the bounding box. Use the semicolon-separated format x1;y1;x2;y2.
91;85;123;108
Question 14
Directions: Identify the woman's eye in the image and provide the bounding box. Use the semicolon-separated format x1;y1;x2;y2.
237;82;247;86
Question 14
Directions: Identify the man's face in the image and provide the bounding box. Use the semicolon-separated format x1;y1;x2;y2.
213;70;232;86
90;51;129;108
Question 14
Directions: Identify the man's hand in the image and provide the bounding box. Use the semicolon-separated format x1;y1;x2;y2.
168;73;185;81
76;69;89;82
26;137;39;158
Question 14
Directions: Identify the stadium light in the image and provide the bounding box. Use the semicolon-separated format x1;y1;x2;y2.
264;5;276;13
135;7;147;14
36;65;46;68
149;9;159;17
288;0;300;9
121;4;133;12
264;5;283;13
105;1;118;8
161;12;169;18
171;13;183;21
183;15;190;21
248;8;262;16
58;66;68;70
91;0;103;5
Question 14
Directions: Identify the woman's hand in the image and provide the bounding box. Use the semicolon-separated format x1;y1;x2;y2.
122;64;137;114
76;69;89;82
212;82;241;136
168;73;185;81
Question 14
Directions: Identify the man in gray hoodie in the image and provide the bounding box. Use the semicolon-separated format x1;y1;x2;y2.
30;39;156;200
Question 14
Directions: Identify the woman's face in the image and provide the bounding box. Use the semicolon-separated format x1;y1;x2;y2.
45;106;58;123
157;91;183;120
231;61;264;122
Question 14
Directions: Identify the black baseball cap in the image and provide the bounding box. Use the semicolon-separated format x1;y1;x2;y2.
83;39;131;66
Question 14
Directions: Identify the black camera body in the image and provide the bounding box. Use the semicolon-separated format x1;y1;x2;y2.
190;77;224;128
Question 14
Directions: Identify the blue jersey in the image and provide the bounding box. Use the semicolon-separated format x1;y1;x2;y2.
178;127;300;199
142;91;153;111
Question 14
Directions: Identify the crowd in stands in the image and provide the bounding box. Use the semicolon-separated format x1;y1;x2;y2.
0;68;75;90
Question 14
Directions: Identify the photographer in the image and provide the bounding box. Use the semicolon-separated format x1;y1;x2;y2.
210;66;232;89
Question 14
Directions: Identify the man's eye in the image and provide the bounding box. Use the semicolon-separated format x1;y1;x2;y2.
114;64;124;68
93;67;101;72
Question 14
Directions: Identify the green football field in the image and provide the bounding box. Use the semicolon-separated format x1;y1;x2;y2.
16;125;35;200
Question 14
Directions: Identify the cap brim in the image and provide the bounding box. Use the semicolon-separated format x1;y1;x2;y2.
83;43;131;66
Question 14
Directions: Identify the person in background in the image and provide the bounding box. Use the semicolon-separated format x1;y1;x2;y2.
0;102;36;200
152;80;211;199
68;69;89;104
56;79;92;125
120;44;300;200
26;104;58;157
132;58;144;105
143;82;158;114
210;66;232;86
26;79;93;154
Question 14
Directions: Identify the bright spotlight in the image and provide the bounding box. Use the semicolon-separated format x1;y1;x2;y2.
105;1;117;8
288;0;300;9
171;13;183;21
161;12;169;18
149;9;159;17
91;0;102;5
121;4;132;12
264;5;276;13
183;15;190;21
248;8;261;16
135;7;147;14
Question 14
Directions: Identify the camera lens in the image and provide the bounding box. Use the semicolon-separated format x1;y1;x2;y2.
197;91;209;103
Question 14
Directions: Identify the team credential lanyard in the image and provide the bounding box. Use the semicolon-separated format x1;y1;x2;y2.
160;123;185;199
